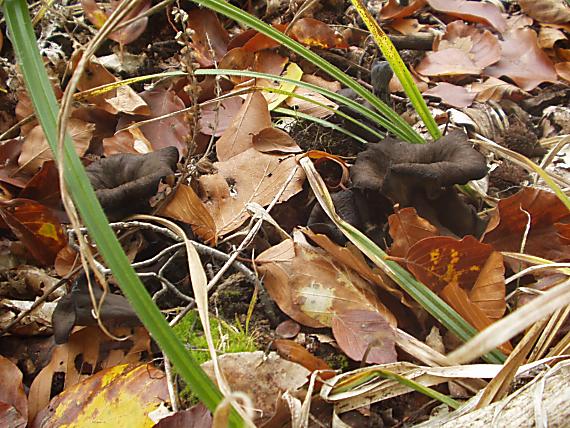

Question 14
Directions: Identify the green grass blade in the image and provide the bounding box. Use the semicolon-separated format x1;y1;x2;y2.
3;0;244;424
191;0;425;144
349;0;441;141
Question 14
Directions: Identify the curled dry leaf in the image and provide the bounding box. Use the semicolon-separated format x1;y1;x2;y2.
0;199;66;266
485;28;558;91
273;339;333;376
556;62;570;82
519;0;570;25
86;146;178;221
424;82;476;108
32;363;168;428
388;207;439;258
468;77;530;102
331;309;397;364
186;8;229;67
159;184;217;245
80;0;150;45
288;18;349;49
18;119;94;175
256;238;397;329
380;0;428;20
482;187;570;261
0;355;27;428
538;27;567;50
427;0;507;32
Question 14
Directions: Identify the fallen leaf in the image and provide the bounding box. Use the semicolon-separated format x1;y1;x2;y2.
186;8;229;67
424;82;476;108
266;62;304;111
485;28;558;91
102;128;152;155
160;184;217;245
285;86;338;118
252;127;302;153
0;199;66;266
331;309;397;364
555;62;570;82
32;363;168;428
482;188;570;261
256;238;397;328
138;88;190;156
469;251;506;321
243;24;287;52
215;91;272;161
273;339;333;375
416;48;482;76
199;96;244;137
538;27;567;49
388;18;424;35
18;119;94;175
388;207;439;258
380;0;428;20
427;0;507;32
198;150;304;235
519;0;570;25
153;404;212;428
218;47;256;84
0;355;27;428
468;76;530;102
289;18;349;49
275;320;301;339
19;161;61;212
81;0;150;45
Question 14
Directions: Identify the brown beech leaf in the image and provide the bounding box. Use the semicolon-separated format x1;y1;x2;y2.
405;236;494;294
469;77;530;102
243;24;287;52
138;88;190;156
28;326;152;423
19;161;61;212
424;82;476;108
285;86;338;119
388;207;439;258
18;119;94;175
216;91;272;161
380;0;428;20
218;48;256;84
186;9;229;67
102;128;152;156
416;48;481;76
273;339;333;376
485;28;558;91
198;150;304;236
482;188;570;261
289;18;349;49
556;62;570;82
32;363;168;428
331;309;397;364
0;139;28;188
199;96;244;137
427;0;507;32
0;199;66;266
0;355;27;428
256;239;397;329
441;282;512;354
519;0;570;25
469;251;506;321
86;147;178;221
81;0;150;45
538;27;567;49
436;21;501;69
252;127;302;153
160;184;217;245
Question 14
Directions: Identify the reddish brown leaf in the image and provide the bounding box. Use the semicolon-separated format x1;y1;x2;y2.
218;47;256;84
519;0;570;25
469;77;530;102
289;18;349;49
0;199;67;266
154;405;212;428
138;88;190;156
405;236;494;294
388;207;439;258
18;161;61;212
416;48;481;76
482;188;570;261
380;0;428;20
81;0;150;45
199;96;244;137
274;339;333;375
427;0;507;32
0;355;27;428
160;184;217;245
275;320;301;339
243;24;287;52
470;251;506;321
186;9;229;67
331;309;397;364
252;127;302;154
485;28;558;91
424;82;476;108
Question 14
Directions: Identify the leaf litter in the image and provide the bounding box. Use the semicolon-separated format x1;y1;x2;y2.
0;0;570;426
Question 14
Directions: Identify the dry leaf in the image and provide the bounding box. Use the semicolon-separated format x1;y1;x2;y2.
469;77;530;102
289;18;349;49
186;8;229;67
0;355;27;428
252;127;302;153
519;0;570;25
470;251;506;321
424;82;476;108
388;207;439;258
380;0;428;20
427;0;507;32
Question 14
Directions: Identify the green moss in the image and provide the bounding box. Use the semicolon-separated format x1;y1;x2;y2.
325;353;350;371
172;310;258;404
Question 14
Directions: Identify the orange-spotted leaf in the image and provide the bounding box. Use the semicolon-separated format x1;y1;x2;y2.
405;236;493;293
0;199;66;266
331;309;397;364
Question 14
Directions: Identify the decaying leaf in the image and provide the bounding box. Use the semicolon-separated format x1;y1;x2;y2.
32;363;168;428
482;187;570;261
199;96;244;137
186;8;229;67
86;147;178;221
331;309;397;364
256;238;397;328
0;355;27;428
485;28;558;91
427;0;507;32
351;130;488;237
201;352;309;424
